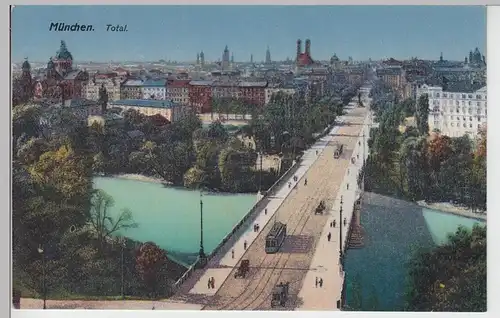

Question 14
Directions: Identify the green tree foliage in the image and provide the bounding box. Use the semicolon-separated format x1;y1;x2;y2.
135;242;168;299
415;94;430;136
405;224;486;312
363;87;486;210
89;189;138;252
12;103;182;300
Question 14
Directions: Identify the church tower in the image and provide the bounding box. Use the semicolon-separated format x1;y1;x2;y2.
54;40;73;75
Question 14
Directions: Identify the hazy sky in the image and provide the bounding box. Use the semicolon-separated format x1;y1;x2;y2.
11;5;486;63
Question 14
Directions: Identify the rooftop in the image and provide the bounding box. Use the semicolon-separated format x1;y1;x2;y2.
143;79;167;87
110;99;180;109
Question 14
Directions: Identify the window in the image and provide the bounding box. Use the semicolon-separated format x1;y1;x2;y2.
456;107;459;113
436;93;440;97
462;94;466;99
463;123;466;128
470;123;473;128
469;116;472;121
476;95;481;99
450;94;454;98
451;123;454;127
468;94;473;99
443;93;448;98
456;101;460;106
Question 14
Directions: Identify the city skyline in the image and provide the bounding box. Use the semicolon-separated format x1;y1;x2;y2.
12;5;486;63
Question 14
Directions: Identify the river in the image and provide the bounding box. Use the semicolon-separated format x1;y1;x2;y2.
344;193;486;311
93;177;257;266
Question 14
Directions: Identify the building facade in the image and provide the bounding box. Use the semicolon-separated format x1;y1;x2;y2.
120;79;144;99
142;79;167;100
34;41;89;101
376;66;406;95
189;80;213;113
166;79;190;105
83;77;121;101
109;99;188;123
416;84;487;137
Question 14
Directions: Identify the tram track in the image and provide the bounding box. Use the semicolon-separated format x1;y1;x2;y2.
239;139;354;310
202;110;367;311
207;138;343;310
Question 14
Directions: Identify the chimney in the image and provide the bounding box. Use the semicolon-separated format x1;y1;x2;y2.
305;39;311;57
296;39;302;61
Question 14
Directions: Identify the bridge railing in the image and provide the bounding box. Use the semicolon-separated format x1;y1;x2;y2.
172;123;337;291
172;159;302;292
206;158;302;261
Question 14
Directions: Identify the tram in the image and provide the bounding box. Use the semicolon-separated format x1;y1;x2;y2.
265;221;287;254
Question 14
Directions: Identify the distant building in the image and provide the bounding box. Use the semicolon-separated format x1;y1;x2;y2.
83;77;121;101
88;113;125;130
189;80;213;113
12;58;34;104
33;40;89;100
265;85;296;105
166;79;191;105
296;39;314;67
142;79;167;100
265;46;272;64
222;46;230;71
120;79;144;99
109;99;188;123
376;67;406;93
416;83;487;137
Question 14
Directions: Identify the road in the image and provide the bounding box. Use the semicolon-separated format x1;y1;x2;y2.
204;107;368;310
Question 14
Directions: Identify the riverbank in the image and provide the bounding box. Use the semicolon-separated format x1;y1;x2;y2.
111;173;168;185
417;200;487;221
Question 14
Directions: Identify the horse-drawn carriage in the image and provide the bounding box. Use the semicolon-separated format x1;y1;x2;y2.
315;200;326;214
234;259;250;278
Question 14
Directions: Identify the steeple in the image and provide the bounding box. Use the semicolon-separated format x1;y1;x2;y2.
265;46;271;64
440;52;443;62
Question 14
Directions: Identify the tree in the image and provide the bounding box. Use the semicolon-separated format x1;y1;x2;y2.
136;242;168;300
89;189;138;252
405;224;486;312
415;94;429;136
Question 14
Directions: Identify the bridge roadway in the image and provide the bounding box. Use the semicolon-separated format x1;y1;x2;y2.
203;106;369;310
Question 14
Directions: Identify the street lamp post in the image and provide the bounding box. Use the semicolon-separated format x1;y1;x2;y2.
37;245;46;310
198;191;207;268
120;237;125;299
339;196;344;266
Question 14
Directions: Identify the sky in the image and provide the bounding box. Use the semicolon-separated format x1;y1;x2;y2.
11;5;486;63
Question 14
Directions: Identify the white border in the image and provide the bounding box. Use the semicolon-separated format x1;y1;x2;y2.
4;2;498;318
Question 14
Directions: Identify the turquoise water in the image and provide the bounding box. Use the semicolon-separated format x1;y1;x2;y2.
93;177;257;265
344;195;486;311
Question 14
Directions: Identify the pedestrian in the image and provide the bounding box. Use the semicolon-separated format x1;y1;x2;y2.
244;240;247;250
211;277;215;289
319;278;324;288
333;219;336;227
288;182;291;188
347;183;349;190
330;221;333;228
327;232;331;242
265;208;268;215
344;218;347;226
304;179;308;186
208;277;211;289
316;150;318;155
347;168;350;175
231;249;235;259
315;277;319;288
